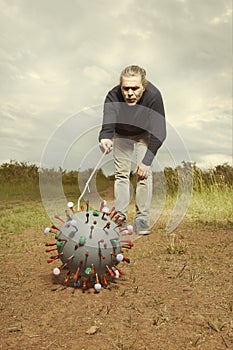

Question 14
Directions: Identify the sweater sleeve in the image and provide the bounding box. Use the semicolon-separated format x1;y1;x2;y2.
142;92;166;166
98;92;117;141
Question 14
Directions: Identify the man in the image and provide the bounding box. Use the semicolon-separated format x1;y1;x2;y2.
99;65;166;235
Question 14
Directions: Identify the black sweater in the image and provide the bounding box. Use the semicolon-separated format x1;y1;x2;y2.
99;81;166;165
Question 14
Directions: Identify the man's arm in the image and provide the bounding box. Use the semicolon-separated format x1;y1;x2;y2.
98;92;117;153
141;92;166;166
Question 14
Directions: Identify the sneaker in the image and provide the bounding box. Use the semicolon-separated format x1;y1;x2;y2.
134;218;150;235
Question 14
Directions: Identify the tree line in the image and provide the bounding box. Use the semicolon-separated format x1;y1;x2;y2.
0;160;232;195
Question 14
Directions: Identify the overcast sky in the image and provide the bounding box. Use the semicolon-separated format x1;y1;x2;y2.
0;0;232;171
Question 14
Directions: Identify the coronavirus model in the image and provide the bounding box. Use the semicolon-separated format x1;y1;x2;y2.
44;200;134;292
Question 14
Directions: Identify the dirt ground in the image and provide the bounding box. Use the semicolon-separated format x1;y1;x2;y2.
1;218;232;350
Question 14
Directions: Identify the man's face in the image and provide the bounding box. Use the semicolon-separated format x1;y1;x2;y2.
121;75;145;106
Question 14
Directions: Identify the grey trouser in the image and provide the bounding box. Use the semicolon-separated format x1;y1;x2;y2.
113;133;152;222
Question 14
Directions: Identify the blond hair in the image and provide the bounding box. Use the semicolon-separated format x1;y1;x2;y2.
120;65;147;88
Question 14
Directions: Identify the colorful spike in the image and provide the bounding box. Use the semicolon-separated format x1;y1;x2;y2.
64;270;71;284
51;224;60;231
103;221;111;230
54;214;65;223
94;273;101;292
44;201;134;292
47;252;63;263
67;201;75;214
65;209;72;220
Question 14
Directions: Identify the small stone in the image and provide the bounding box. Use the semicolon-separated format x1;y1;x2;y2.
86;325;99;335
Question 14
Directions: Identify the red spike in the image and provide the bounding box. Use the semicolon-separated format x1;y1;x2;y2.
122;257;130;263
122;243;134;249
82;279;87;290
112;253;130;263
47;253;63;263
67;255;74;262
49;253;63;259
113;214;120;222
45;247;57;253
65;210;72;220
119;216;126;223
109;206;115;215
102;274;108;287
74;267;80;282
114;216;126;228
103;222;111;229
95;273;100;284
113;265;123;275
111;253;118;258
54;215;65;223
51;224;60;231
106;265;115;277
64;270;71;284
114;254;131;263
99;200;105;212
45;242;57;246
86;200;89;212
85;251;89;257
91;264;95;274
60;262;68;271
94;273;102;292
109;210;117;219
100;253;106;260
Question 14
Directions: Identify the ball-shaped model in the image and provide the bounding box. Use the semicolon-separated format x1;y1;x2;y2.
45;203;134;291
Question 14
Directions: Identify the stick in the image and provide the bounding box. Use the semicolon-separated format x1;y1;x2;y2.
77;149;108;211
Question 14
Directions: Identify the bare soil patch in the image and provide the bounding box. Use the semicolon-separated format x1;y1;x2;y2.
1;221;232;350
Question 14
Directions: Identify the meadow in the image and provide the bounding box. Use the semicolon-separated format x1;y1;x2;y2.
0;161;232;350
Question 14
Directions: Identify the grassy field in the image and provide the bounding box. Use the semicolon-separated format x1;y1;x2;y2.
0;162;232;350
0;161;232;229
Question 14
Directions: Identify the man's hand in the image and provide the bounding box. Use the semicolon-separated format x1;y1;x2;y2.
99;139;113;154
134;162;150;180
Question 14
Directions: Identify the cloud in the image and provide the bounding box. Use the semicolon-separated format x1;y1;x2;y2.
176;109;232;167
83;66;113;87
0;0;231;169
